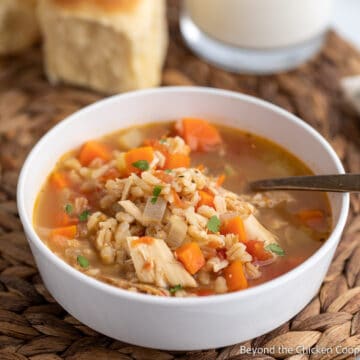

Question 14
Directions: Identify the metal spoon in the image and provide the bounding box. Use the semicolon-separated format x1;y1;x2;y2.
249;174;360;193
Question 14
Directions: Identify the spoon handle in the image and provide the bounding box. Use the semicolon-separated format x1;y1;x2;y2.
250;174;360;193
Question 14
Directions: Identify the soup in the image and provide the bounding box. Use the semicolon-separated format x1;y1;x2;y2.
34;118;331;297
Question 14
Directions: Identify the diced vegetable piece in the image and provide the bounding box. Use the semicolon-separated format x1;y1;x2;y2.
79;141;112;166
171;189;187;209
118;128;143;150
50;225;77;240
217;248;227;260
169;284;183;294
197;190;215;209
246;240;273;261
79;210;90;222
131;236;155;247
196;289;216;296
50;172;69;190
115;152;127;174
207;215;221;233
56;213;79;227
125;146;154;174
151;185;162;204
77;255;89;268
64;204;73;214
143;197;167;224
265;243;285;257
297;209;324;222
176;118;222;151
144;139;169;156
175;242;205;275
165;154;190;169
297;209;324;228
216;174;226;187
224;260;248;291
221;216;247;243
132;160;149;171
167;216;188;248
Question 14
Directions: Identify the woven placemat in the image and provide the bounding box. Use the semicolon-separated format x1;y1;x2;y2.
0;2;360;359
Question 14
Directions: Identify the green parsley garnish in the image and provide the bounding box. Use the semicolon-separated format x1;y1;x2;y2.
164;169;172;174
77;255;89;268
207;215;221;233
132;160;150;171
151;185;162;204
79;210;90;222
159;138;167;144
64;204;73;214
265;243;285;257
169;284;182;294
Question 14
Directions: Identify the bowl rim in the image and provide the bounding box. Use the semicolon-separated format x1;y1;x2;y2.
17;86;350;306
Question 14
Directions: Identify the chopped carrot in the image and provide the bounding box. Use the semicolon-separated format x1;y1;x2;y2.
176;118;222;152
143;261;152;271
55;213;79;227
220;216;247;243
195;289;215;296
175;242;205;275
50;172;69;190
171;189;187;209
224;260;248;291
101;167;121;182
78;141;112;166
50;225;77;240
297;209;324;222
216;174;226;187
207;240;223;249
124;146;154;174
154;171;174;184
196;164;205;171
131;236;154;247
143;139;169;156
296;209;324;229
216;248;227;260
165;154;191;169
246;240;272;261
197;190;215;209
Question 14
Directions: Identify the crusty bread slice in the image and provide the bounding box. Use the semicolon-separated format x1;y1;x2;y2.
38;0;168;94
0;0;39;55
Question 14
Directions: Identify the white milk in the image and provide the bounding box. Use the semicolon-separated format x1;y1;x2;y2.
184;0;333;49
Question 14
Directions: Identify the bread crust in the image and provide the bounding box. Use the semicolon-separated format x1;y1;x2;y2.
0;0;39;55
52;0;140;14
38;0;168;94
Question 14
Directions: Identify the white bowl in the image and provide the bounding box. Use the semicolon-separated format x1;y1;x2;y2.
17;87;349;350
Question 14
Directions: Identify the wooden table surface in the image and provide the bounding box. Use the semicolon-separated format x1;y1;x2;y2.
0;2;359;359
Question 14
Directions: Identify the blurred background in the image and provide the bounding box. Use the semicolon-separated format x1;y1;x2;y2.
333;0;360;49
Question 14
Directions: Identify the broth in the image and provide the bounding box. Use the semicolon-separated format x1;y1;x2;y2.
34;120;331;296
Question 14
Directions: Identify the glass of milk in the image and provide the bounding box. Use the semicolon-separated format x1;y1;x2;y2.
180;0;334;74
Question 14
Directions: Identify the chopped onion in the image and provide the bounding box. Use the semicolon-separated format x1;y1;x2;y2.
118;129;143;150
167;216;187;248
143;197;167;224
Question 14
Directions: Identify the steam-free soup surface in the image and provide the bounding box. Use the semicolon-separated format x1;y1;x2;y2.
34;120;331;296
